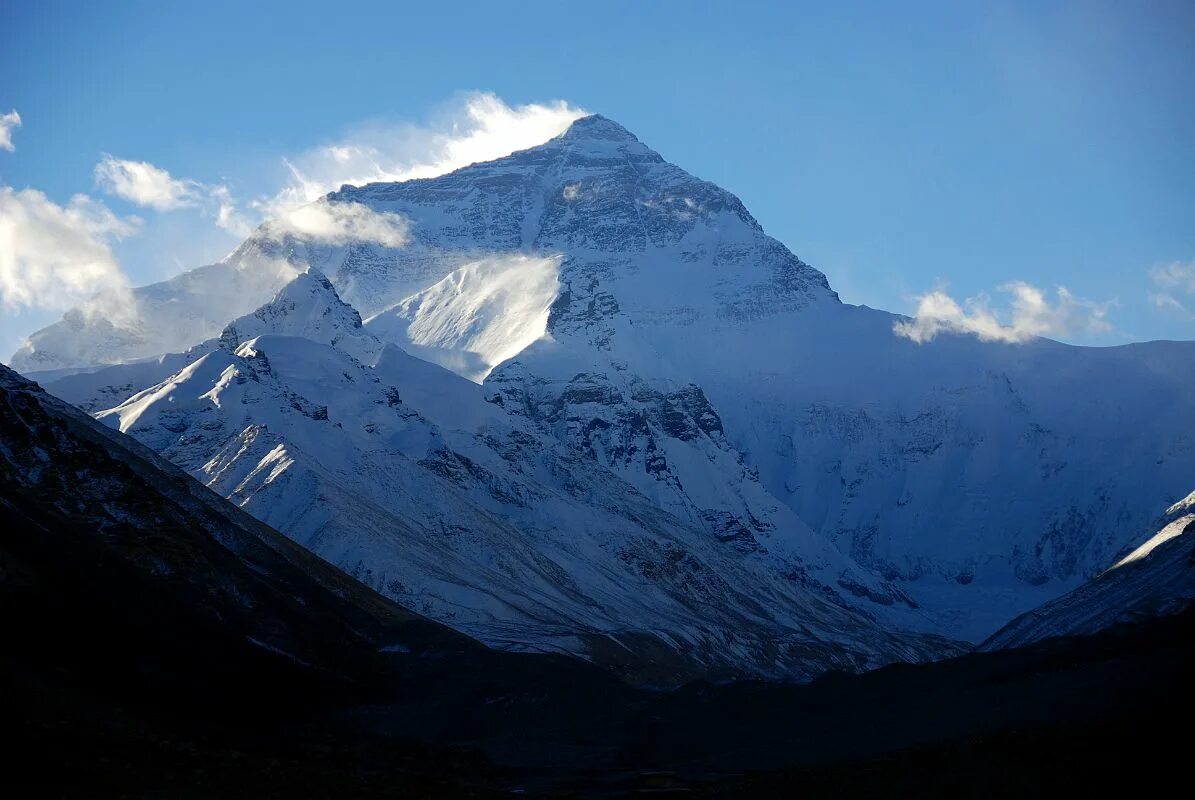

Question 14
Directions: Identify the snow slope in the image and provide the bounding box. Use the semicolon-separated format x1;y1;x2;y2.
981;490;1195;650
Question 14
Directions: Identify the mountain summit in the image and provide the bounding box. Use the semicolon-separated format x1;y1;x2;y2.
557;113;645;144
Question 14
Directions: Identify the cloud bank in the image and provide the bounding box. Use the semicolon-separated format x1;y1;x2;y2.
0;110;21;152
894;281;1113;344
0;187;139;318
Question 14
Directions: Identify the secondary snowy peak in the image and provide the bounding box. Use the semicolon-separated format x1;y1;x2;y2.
219;267;382;365
36;268;381;414
53;262;948;681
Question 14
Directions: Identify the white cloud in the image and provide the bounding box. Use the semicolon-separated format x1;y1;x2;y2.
0;110;21;152
94;154;202;211
1148;259;1195;319
1150;260;1195;292
267;200;409;248
0;187;139;318
894;281;1113;344
94;154;254;240
209;184;254;237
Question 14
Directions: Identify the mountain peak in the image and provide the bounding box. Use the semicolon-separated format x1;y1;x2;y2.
218;267;382;365
556;114;642;145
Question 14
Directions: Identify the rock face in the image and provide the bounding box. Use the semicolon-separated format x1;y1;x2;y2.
18;114;1195;663
982;491;1195;650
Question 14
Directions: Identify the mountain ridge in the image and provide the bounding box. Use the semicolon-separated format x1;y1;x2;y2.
982;490;1195;650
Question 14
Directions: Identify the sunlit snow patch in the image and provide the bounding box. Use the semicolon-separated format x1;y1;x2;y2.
364;253;561;382
1110;491;1195;570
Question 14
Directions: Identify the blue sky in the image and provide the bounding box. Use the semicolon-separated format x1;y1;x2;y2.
2;0;1193;358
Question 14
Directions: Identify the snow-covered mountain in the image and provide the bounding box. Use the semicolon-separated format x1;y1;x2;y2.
60;270;952;682
982;490;1195;650
19;114;1195;658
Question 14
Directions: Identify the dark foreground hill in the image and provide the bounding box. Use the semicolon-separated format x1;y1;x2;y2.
2;363;1191;797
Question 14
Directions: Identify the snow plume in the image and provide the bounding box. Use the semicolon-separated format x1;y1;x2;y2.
269;200;409;247
0;187;139;320
365;253;562;382
90;94;585;242
1149;259;1195;318
894;281;1113;344
0;110;21;152
266;92;586;210
209;184;254;238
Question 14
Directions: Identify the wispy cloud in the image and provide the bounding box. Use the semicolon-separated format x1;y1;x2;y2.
209;184;253;237
95;154;202;211
93;154;251;237
0;110;21;152
1150;292;1190;315
1150;260;1195;292
1148;259;1195;319
894;281;1113;344
0;187;139;319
